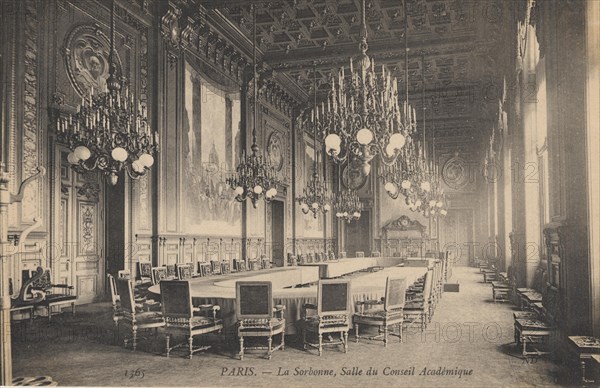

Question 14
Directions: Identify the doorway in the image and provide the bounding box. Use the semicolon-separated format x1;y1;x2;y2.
439;209;474;266
344;209;371;257
52;148;105;304
271;200;285;267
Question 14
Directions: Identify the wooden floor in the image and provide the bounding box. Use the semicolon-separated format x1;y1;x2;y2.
11;267;576;387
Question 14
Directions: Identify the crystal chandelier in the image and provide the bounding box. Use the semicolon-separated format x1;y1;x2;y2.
334;189;362;223
56;0;157;186
319;0;416;177
297;64;331;218
226;5;280;208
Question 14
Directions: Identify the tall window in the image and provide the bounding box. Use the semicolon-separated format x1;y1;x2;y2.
523;24;548;266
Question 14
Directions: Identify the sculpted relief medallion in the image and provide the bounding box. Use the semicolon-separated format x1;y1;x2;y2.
63;24;123;97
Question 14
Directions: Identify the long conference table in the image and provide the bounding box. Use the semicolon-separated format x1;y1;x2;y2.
148;257;429;334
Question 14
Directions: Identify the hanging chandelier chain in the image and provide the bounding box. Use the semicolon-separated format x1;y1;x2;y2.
227;3;281;208
251;3;258;150
404;0;409;107
312;62;318;179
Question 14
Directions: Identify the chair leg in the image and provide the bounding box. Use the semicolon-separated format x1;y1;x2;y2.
399;322;403;343
318;333;323;356
166;335;170;358
302;329;307;350
72;302;75;316
343;331;348;353
132;327;138;351
281;332;285;350
267;335;273;360
383;326;388;347
355;323;359;343
189;336;194;359
239;336;244;360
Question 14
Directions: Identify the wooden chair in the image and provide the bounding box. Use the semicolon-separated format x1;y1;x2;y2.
261;256;271;269
210;260;222;275
116;278;165;351
137;262;153;285
287;253;297;266
248;258;261;271
198;262;212;277
306;253;314;263
107;274;122;329
31;268;76;321
235;281;286;360
354;277;406;346
403;269;433;331
166;265;177;279
151;266;168;285
221;261;231;274
234;259;247;272
301;280;352;356
176;264;192;280
161;280;223;359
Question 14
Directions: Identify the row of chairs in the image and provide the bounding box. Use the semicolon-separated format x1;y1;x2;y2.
122;258;274;287
505;267;600;382
403;258;446;331
489;266;555;360
106;257;449;359
289;251;336;265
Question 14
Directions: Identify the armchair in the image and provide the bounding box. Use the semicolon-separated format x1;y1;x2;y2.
354;277;406;346
137;262;152;285
198;262;212;277
31;268;76;320
234;259;247;272
176;264;192;280
260;256;271;269
301;280;352;356
210;260;222;275
107;274;122;329
248;258;261;271
116;278;165;351
235;281;286;360
151;266;168;285
166;265;177;279
161;280;223;359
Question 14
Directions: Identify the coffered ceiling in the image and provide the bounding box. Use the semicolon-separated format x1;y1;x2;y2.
195;0;512;156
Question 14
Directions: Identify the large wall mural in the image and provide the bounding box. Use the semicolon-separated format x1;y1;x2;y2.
183;62;242;236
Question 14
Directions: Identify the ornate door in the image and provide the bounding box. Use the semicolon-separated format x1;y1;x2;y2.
55;148;104;304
